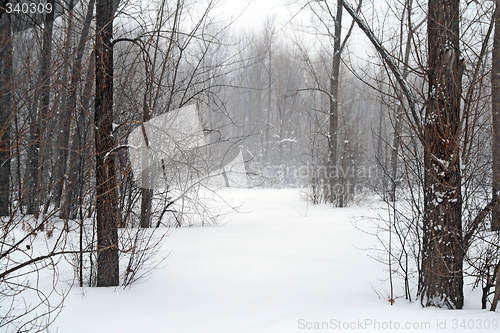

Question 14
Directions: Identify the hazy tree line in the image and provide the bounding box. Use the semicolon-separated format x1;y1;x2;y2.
1;0;500;331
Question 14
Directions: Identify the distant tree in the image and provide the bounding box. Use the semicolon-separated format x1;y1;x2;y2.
296;0;361;206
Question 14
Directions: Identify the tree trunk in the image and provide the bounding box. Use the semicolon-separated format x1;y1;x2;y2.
328;0;342;205
490;0;500;313
36;0;55;216
0;10;11;216
266;46;272;164
95;0;119;287
140;187;153;228
26;110;37;214
491;261;500;311
377;99;387;199
52;0;76;208
492;0;500;232
420;0;464;309
140;91;152;228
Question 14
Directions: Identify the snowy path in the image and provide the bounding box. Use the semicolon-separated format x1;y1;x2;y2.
55;189;500;333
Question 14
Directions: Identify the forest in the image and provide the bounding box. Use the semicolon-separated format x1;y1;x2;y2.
1;0;500;331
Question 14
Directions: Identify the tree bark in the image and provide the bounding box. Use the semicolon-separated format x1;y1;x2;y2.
95;0;119;287
490;0;500;313
266;44;272;164
328;0;342;205
0;10;11;216
492;0;500;232
140;94;152;228
491;261;500;311
420;0;464;309
51;0;75;208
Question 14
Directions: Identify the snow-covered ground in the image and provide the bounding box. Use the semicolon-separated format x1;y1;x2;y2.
48;189;500;332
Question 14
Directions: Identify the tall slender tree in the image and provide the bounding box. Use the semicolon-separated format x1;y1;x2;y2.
328;0;342;205
35;0;55;218
490;0;500;312
95;0;119;287
492;0;500;232
0;5;11;217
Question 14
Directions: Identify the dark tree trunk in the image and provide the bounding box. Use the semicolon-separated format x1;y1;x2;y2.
140;187;153;228
376;100;387;199
36;0;55;215
490;0;500;313
26;110;37;214
420;0;464;309
389;103;402;202
492;0;500;232
492;261;500;311
328;0;342;205
266;46;272;164
140;98;152;228
95;0;119;287
0;10;11;216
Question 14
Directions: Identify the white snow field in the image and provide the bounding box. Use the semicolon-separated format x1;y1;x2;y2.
52;189;499;333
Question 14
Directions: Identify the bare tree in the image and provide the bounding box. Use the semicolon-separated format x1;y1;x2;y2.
492;0;500;233
95;0;119;287
490;0;500;312
0;4;12;217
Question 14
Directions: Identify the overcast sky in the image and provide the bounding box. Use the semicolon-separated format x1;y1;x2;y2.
213;0;374;62
214;0;297;32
